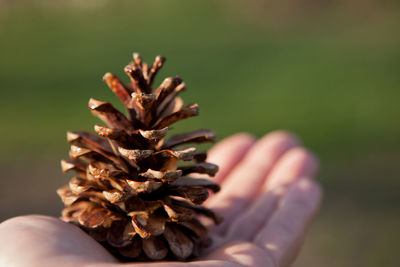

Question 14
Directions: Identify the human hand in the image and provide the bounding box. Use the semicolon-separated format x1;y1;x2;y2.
0;131;322;267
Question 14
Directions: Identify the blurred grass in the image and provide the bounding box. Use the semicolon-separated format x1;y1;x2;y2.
1;1;400;161
0;1;399;266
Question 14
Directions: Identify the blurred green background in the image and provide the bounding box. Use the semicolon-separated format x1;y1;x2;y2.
1;0;399;266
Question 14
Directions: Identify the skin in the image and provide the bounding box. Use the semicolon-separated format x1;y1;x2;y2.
0;131;322;267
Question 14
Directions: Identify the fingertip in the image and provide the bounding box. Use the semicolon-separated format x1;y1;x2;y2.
262;130;301;146
280;178;323;219
230;132;256;141
293;178;323;206
260;132;320;175
207;133;256;183
251;131;301;159
212;132;256;152
287;147;320;173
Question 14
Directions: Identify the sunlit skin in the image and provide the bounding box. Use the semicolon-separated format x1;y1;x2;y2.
0;131;322;267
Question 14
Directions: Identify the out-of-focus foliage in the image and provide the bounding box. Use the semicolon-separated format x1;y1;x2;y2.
0;1;399;266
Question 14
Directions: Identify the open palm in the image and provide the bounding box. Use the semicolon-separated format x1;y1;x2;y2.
0;131;322;267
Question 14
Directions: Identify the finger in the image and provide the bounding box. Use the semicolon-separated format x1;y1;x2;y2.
226;148;318;241
0;215;117;267
263;147;319;191
254;178;323;267
204;133;256;184
206;131;300;235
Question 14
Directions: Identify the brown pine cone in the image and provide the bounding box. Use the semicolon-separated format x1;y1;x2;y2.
57;53;223;261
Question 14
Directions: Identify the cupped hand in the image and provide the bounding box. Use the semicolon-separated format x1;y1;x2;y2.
0;131;322;267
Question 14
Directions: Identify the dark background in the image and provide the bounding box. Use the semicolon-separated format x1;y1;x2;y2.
1;1;399;266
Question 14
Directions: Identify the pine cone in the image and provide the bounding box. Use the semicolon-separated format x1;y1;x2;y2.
57;53;223;261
